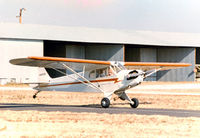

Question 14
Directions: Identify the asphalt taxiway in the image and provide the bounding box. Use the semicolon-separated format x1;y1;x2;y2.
1;103;200;118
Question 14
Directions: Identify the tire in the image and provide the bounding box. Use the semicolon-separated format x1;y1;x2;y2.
101;98;110;108
130;98;139;108
33;95;37;99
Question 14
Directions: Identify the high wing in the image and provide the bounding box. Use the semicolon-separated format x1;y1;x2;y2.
10;56;111;71
10;56;191;71
124;62;191;71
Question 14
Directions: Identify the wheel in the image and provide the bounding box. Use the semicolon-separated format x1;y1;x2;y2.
33;95;37;99
130;98;139;108
101;98;110;108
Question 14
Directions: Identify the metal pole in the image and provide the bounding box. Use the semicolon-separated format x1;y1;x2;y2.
16;8;26;24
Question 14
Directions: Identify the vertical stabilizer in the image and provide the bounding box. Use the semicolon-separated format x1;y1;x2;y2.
38;68;51;83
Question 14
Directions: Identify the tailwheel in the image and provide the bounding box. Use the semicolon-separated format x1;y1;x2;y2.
33;90;41;99
33;94;37;99
101;98;110;108
130;98;139;108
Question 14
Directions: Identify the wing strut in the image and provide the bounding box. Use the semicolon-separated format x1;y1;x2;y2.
61;63;105;93
145;68;162;78
46;64;103;92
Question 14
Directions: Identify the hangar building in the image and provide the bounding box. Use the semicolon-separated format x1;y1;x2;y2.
0;23;200;84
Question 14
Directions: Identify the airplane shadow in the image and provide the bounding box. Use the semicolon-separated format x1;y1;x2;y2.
0;102;152;109
0;103;101;109
1;103;200;118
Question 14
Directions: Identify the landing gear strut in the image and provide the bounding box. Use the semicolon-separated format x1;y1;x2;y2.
33;90;41;99
101;98;110;108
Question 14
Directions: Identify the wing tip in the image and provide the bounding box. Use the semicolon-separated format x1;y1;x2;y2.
124;62;192;67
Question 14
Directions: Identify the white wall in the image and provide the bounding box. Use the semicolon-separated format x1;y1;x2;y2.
0;39;43;83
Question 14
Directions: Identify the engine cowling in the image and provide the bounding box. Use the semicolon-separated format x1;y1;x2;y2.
127;70;139;80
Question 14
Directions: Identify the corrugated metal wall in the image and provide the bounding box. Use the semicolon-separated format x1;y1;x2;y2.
65;44;124;61
157;48;195;81
140;48;157;81
66;45;85;59
196;48;200;64
125;47;140;62
85;44;124;61
44;41;195;81
125;45;195;81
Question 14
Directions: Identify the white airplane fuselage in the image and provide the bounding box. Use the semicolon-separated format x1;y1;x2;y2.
34;69;144;94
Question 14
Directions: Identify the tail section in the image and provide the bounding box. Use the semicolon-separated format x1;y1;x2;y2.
28;68;51;89
38;67;51;83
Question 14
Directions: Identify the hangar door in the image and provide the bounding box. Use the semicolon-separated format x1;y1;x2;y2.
44;40;124;78
125;46;157;81
125;45;195;81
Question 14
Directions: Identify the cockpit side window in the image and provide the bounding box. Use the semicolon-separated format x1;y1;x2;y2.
89;70;96;79
96;68;108;78
89;68;109;79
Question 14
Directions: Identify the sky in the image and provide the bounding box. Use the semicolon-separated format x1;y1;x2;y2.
0;0;200;33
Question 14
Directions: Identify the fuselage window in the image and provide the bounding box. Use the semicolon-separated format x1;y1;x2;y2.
89;70;96;79
89;68;109;79
96;68;107;78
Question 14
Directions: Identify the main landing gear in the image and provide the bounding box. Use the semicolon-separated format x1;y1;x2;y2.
130;98;139;108
101;98;110;108
100;97;139;108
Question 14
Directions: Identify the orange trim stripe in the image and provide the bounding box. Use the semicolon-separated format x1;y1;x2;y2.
28;56;191;67
124;62;191;67
40;78;118;88
28;56;111;65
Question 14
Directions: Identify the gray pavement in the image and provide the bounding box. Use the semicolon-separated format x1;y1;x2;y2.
1;103;200;118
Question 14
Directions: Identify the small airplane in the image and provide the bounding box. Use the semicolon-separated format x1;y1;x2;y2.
10;56;191;108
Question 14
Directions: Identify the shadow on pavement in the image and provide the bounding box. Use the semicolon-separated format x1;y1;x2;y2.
1;103;200;118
